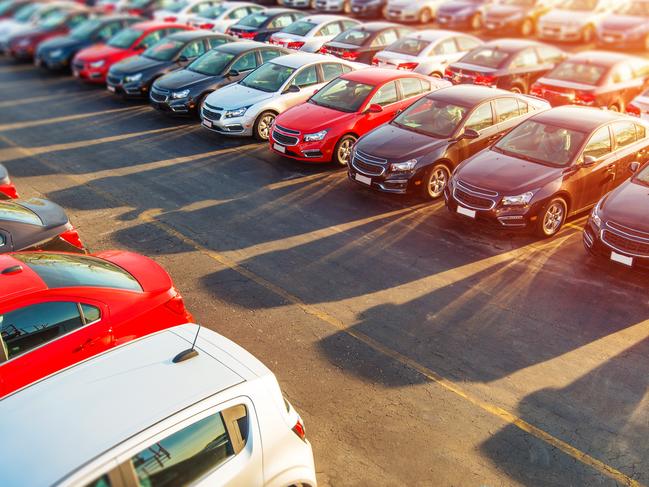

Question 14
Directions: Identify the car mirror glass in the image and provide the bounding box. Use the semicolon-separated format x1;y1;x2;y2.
286;84;301;93
366;103;383;113
226;68;240;77
630;161;641;173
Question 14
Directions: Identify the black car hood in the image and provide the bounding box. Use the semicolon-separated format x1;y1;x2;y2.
110;55;169;75
38;35;84;51
19;198;69;229
485;4;527;19
600;15;649;32
601;179;649;232
357;124;448;162
155;68;221;90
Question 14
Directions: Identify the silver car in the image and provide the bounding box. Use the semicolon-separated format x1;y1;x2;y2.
269;14;360;53
385;0;447;23
314;0;352;14
201;53;362;140
372;29;482;77
537;0;617;43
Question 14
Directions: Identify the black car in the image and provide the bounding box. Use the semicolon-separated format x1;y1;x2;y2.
445;39;565;94
35;16;141;71
347;85;551;199
436;0;492;30
351;0;387;18
226;8;305;42
150;41;289;116
106;30;233;98
0;199;86;254
320;22;412;64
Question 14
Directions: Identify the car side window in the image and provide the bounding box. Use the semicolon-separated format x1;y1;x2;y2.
83;473;111;487
191;1;212;13
341;20;357;30
292;65;318;87
464;102;494;132
270;14;293;29
260;48;283;63
97;22;121;41
231;51;257;72
321;62;343;81
371;29;398;48
456;36;480;52
369;81;398;106
228;7;248;19
207;37;228;49
517;99;529;114
495;97;521;123
399;78;424;99
536;45;564;64
433;38;457;56
0;302;84;360
317;21;341;37
582;126;612;160
612;63;634;83
181;40;205;59
138;30;164;49
636;124;646;139
612;121;637;149
511;48;538;69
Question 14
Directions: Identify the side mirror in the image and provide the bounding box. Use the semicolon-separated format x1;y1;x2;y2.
366;103;383;113
582;155;598;166
460;128;480;140
226;68;240;78
286;84;301;93
178;55;188;63
630;161;641;173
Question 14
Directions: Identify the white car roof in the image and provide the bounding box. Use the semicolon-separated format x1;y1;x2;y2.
273;52;346;68
301;14;353;24
403;29;466;43
0;324;270;487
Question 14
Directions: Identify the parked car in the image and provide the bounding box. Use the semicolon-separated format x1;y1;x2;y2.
107;30;231;98
226;7;304;42
385;0;445;24
0;164;18;200
270;69;448;165
0;324;316;487
269;14;359;52
537;0;616;43
349;85;549;199
319;21;412;64
123;0;165;18
151;41;289;115
584;160;649;269
371;29;482;77
72;20;192;83
186;1;264;32
0;0;32;20
0;1;75;52
153;0;219;23
350;0;388;18
35;15;141;71
282;0;317;8
482;0;552;37
315;0;352;14
626;87;649;118
530;51;649;112
201;53;361;140
445;38;565;94
446;107;649;237
435;0;492;30
597;0;649;51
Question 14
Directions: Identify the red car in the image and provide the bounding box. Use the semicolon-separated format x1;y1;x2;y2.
0;251;193;397
0;165;18;200
72;21;192;84
269;69;450;166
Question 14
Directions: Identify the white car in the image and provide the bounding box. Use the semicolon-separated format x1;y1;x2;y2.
314;0;352;14
0;324;317;487
201;52;361;140
537;0;618;43
186;1;264;31
153;0;221;24
385;0;446;23
269;14;360;53
372;29;482;77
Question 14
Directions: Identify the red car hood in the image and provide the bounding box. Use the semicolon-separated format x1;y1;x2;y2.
276;102;356;133
93;250;173;294
76;43;129;62
601;179;649;233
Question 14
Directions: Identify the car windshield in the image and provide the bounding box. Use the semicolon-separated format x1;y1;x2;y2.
13;253;143;291
108;27;142;48
143;39;184;60
203;4;227;18
0;202;42;226
239;61;295;92
331;28;370;46
392;97;468;138
281;20;316;36
14;4;38;22
547;61;606;85
633;162;649;186
615;1;649;16
237;12;268;27
387;37;429;56
70;18;102;40
494;120;587;167
37;10;67;28
188;49;234;75
165;0;188;12
558;0;597;10
310;78;374;113
460;47;510;69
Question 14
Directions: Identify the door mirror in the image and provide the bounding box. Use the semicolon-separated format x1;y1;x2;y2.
286;84;301;93
178;55;188;63
366;103;383;113
226;68;240;78
630;161;641;173
582;155;598;166
460;128;480;140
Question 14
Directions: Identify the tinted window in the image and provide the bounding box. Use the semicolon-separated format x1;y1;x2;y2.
612;122;637;148
260;49;283;63
612;63;634;83
66;14;87;29
207;37;228;49
457;36;480;52
13;253;143;291
231;51;257;72
331;28;370;46
270;14;294;29
237;12;268;27
292;65;318;87
84;474;111;487
370;81;398;106
180;40;206;59
81;304;101;324
96;22;123;41
143;40;185;61
518;99;529;114
321;62;343;81
240;62;295;92
70;18;103;40
0;202;42;225
582;126;612;160
433;39;457;56
400;78;425;99
637;124;646;139
548;61;606;86
511;48;538;69
387;37;428;56
465;102;493;132
310;78;373;112
1;302;83;359
393;98;467;138
495;97;521;123
188;50;234;75
537;45;563;64
139;30;165;49
461;47;510;69
108;28;143;48
282;20;316;36
317;21;341;37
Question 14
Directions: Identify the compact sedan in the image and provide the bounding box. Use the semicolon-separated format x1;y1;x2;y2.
597;0;649;51
107;30;231;98
436;0;491;30
319;21;412;64
385;0;445;23
270;69;448;165
531;51;649;112
35;15;141;71
72;21;192;83
0;1;72;53
315;0;352;14
349;85;549;199
153;0;218;23
372;29;482;77
585;160;649;269
537;0;616;43
0;0;31;20
201;53;360;140
0;251;193;397
186;1;264;32
482;0;552;37
269;14;359;52
0;164;18;200
226;8;305;42
151;42;288;115
446;107;649;237
445;38;565;94
627;88;649;118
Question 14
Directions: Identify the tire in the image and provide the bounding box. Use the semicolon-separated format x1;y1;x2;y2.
521;18;534;37
644;34;649;52
429;71;443;78
333;134;357;166
536;197;567;238
195;92;211;118
419;8;432;24
253;111;276;141
421;163;451;200
343;0;351;14
582;25;595;44
470;12;482;30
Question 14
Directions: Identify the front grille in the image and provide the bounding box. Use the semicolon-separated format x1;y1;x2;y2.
351;150;386;176
202;107;221;121
150;90;167;102
456;180;498;197
274;124;299;136
273;130;298;146
453;180;497;210
601;221;649;257
107;74;121;85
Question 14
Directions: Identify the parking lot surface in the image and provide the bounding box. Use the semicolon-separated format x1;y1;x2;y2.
2;57;649;486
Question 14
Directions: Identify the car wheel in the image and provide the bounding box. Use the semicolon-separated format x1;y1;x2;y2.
644;34;649;51
582;25;595;43
470;12;482;30
196;92;210;118
254;111;275;141
608;102;622;112
333;134;357;166
422;163;450;200
419;8;432;24
536;197;567;238
429;71;443;78
343;0;351;14
521;18;534;36
381;5;388;18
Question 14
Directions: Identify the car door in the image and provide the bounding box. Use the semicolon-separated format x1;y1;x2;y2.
283;63;320;106
453;100;498;163
178;39;206;66
367;28;398;62
362;80;401;128
492;96;528;141
506;47;541;93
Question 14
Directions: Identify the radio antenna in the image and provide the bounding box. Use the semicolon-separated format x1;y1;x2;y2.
173;324;201;363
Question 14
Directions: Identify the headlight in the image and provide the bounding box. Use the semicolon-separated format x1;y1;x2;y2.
224;106;248;118
303;129;328;142
501;191;534;206
591;200;602;228
171;89;190;99
124;72;142;83
89;59;105;68
390;159;418;172
49;48;63;58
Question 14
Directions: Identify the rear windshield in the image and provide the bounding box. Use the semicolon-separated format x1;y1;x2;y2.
14;253;143;291
108;27;142;48
0;202;42;226
281;20;316;36
547;61;606;85
386;37;429;56
460;47;510;69
237;12;268;28
331;28;370;46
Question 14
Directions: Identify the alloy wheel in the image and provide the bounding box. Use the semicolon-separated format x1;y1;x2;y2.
427;165;450;199
257;113;275;141
542;200;565;236
335;135;357;166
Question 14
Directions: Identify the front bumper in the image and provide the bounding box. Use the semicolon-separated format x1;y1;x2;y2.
483;17;524;33
597;31;646;49
351;3;383;16
347;152;422;194
583;220;649;270
201;105;254;137
386;7;420;22
315;1;345;11
72;61;109;83
34;51;70;70
268;129;333;163
436;14;473;28
106;74;148;98
8;43;35;60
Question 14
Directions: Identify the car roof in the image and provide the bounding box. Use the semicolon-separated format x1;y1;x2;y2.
131;20;182;31
166;29;224;41
218;40;279;53
427;84;517;106
350;21;401;32
530;106;637;132
482;38;548;52
100;14;143;23
403;29;470;42
301;14;351;23
343;67;428;84
566;50;646;67
0;325;268;487
272;52;334;68
0;253;47;302
263;7;302;15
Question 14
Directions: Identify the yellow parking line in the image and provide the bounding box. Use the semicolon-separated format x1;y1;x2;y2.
0;106;147;131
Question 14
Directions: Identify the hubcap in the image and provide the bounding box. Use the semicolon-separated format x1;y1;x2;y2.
258;115;274;140
429;167;448;198
543;202;564;235
471;14;481;30
420;10;430;23
522;20;532;35
338;139;354;165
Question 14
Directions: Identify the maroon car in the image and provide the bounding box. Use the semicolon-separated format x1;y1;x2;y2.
584;161;649;269
530;51;649;112
445;106;649;238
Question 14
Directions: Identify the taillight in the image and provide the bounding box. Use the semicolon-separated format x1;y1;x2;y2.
292;418;306;442
287;41;305;50
627;102;641;117
474;74;496;86
318;46;328;54
269;35;279;44
530;84;543;97
239;31;256;39
165;291;189;317
444;68;454;79
397;62;418;71
371;57;378;66
163;16;177;22
225;27;232;35
575;91;595;105
341;50;359;61
59;228;84;249
199;22;214;29
0;183;18;199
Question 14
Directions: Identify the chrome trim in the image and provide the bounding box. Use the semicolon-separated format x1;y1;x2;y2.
600;220;649;258
274;124;300;136
351;156;385;176
606;220;649;240
272;129;299;146
583;229;594;247
456;179;499;198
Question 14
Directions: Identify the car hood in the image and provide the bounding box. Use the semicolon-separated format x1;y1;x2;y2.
38;35;84;51
456;149;562;194
485;4;526;18
76;43;126;62
155;68;218;90
600;15;648;32
601;179;649;232
111;55;168;75
19;198;69;229
276;102;356;132
206;83;274;109
357;123;448;161
541;10;591;24
438;1;480;14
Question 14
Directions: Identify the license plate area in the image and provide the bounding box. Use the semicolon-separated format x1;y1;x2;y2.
457;205;476;219
202;119;213;128
355;173;371;186
273;143;286;154
611;251;633;267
